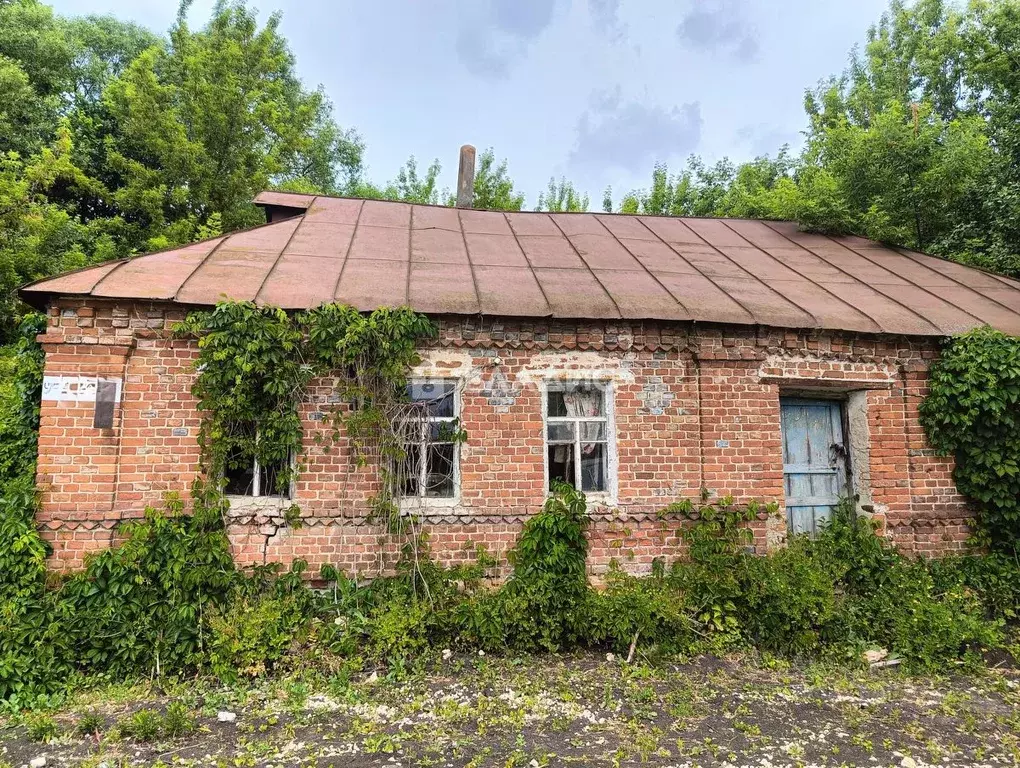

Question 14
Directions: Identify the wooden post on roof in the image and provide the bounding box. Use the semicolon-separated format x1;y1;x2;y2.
456;145;476;209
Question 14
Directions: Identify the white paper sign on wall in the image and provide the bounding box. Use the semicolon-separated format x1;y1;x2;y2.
42;376;122;403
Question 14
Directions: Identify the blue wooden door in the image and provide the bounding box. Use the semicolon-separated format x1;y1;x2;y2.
780;398;849;535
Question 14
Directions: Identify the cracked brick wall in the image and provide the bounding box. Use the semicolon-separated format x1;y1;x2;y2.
34;299;974;574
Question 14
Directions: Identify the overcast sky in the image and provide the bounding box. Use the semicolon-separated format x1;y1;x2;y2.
50;0;890;207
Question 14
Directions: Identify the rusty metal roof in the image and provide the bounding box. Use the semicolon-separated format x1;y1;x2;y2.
20;192;1020;337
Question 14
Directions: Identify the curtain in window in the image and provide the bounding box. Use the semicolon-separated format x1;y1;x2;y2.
563;390;601;454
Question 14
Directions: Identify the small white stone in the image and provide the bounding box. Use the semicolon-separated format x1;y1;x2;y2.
216;711;236;723
30;758;47;768
477;650;485;657
442;648;453;660
900;757;917;768
366;671;379;683
606;653;616;662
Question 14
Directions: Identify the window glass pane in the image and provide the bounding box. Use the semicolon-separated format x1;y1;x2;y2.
546;422;575;442
399;442;421;496
547;443;574;490
577;422;606;442
425;443;455;498
429;419;460;443
580;442;607;492
260;457;291;499
547;390;568;418
407;380;455;417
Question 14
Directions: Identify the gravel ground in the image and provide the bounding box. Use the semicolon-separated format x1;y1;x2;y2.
2;653;1019;767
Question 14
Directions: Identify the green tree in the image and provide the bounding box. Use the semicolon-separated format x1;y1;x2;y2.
535;177;589;212
464;148;524;211
97;0;364;251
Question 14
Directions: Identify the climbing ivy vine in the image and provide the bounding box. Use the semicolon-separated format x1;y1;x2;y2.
175;301;439;526
920;327;1020;553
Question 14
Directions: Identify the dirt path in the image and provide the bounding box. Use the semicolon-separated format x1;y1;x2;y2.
2;654;1018;767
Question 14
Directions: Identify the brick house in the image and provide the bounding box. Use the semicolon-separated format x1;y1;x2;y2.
20;191;1020;575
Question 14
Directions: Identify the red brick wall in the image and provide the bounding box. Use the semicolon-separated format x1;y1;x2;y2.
34;299;973;573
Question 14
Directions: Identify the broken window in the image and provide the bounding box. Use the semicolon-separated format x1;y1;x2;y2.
545;381;610;493
223;427;294;499
398;380;460;499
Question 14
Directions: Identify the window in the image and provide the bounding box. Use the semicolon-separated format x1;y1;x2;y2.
224;448;293;499
399;380;460;499
545;381;610;493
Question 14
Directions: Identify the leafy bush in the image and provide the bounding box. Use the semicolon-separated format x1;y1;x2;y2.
921;327;1020;551
497;482;592;651
120;708;162;742
588;566;692;655
740;540;839;655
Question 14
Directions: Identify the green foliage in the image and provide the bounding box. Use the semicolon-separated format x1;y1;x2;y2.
24;712;58;743
535;177;589;212
499;482;591;651
208;563;318;680
162;701;196;739
920;327;1020;550
175;302;312;493
120;708;162;742
0;314;46;485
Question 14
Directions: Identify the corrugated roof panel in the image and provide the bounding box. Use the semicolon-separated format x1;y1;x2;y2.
94;240;221;299
348;225;408;261
618;239;700;274
568;234;642;270
474;265;550;316
257;254;345;309
22;192;1020;338
408;262;478;314
650;272;755;325
176;248;278;305
464;233;528;266
516;235;586;269
592;269;690;320
532;268;619;318
412;227;469;264
334;258;407;309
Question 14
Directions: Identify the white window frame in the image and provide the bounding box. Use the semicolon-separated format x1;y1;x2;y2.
223;434;297;503
398;378;462;508
542;379;616;503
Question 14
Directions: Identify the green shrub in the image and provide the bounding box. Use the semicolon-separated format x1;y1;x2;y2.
120;708;162;742
928;552;1020;623
59;488;238;679
588;566;693;655
24;712;58;743
498;482;592;651
162;701;196;739
76;711;104;737
739;540;840;656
